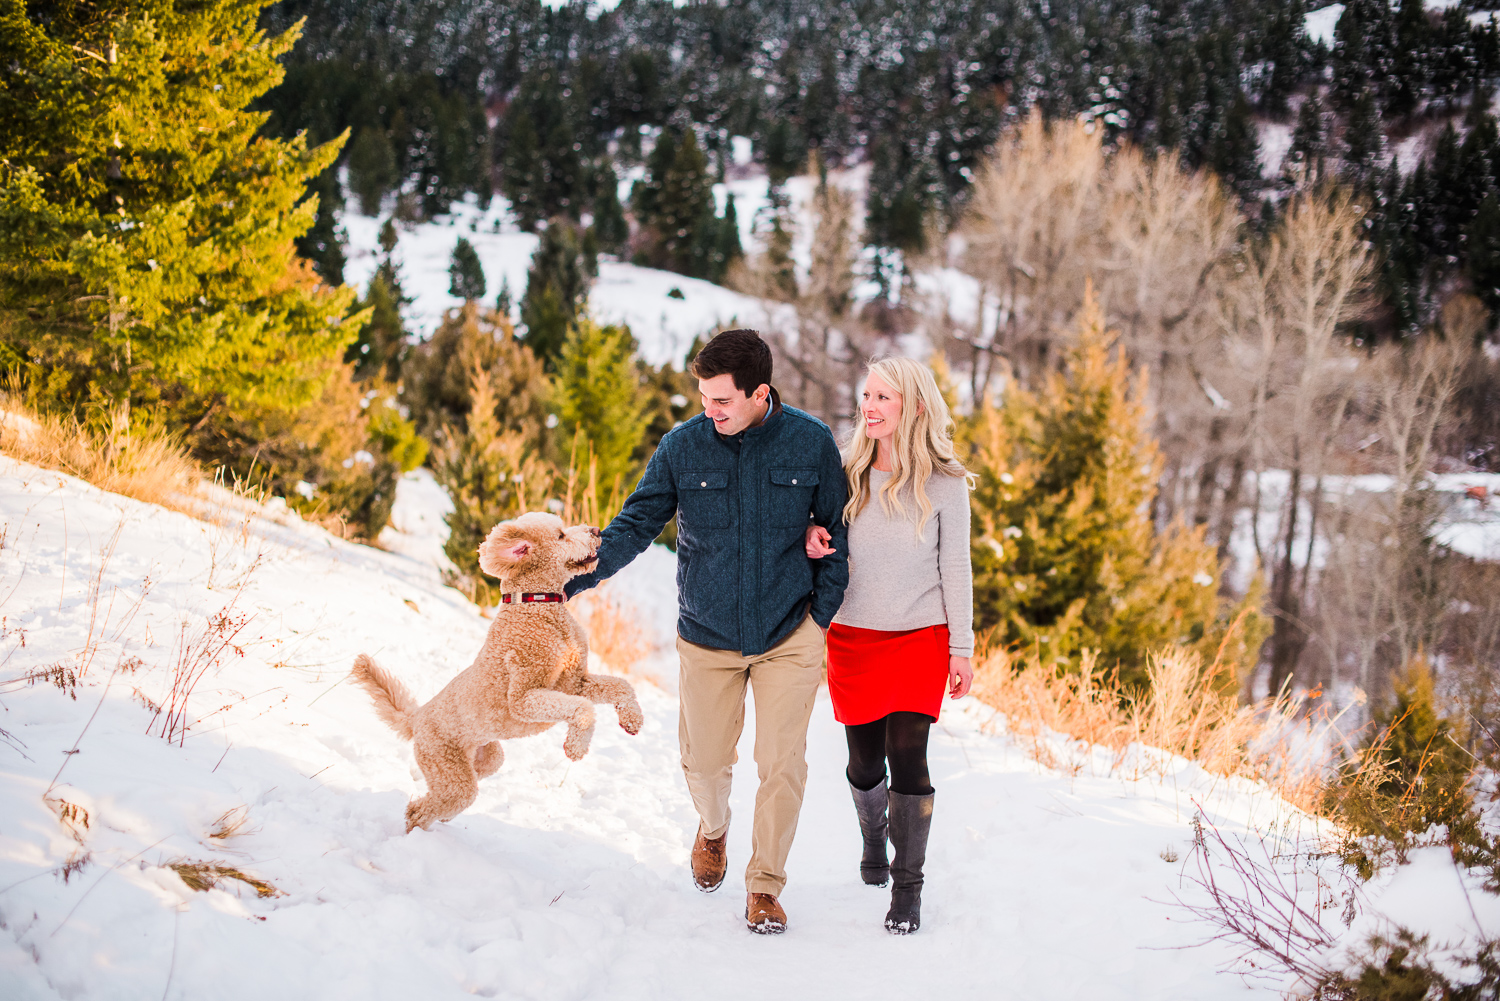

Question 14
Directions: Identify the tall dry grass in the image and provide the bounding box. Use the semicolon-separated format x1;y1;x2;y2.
971;642;1351;814
0;400;199;511
572;584;648;673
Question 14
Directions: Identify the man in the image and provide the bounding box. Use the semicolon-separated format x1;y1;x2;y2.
565;328;849;934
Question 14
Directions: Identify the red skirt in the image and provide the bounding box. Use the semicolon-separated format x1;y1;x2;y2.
826;622;950;726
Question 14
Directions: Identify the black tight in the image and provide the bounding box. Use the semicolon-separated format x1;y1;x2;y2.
844;711;934;796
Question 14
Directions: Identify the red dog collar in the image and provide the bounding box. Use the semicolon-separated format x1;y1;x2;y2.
500;592;566;605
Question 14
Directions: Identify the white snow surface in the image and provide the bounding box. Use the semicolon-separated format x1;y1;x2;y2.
3;459;1495;999
1305;4;1345;47
0;458;1332;1000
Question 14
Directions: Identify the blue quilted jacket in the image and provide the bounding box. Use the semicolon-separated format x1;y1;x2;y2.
565;392;850;655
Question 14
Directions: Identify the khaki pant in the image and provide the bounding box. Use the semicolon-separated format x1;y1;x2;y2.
676;615;825;897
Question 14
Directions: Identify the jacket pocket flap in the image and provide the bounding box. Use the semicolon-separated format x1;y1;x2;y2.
769;468;819;487
680;470;729;490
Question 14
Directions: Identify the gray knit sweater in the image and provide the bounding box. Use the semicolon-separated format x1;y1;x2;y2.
831;467;975;656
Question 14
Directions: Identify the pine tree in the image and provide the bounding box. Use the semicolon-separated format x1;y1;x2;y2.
434;361;555;605
1466;191;1500;313
591;161;629;255
714;193;744;282
550;318;651;501
656;127;715;275
1288;94;1327;185
960;289;1267;689
500;105;544;231
1362;659;1474;832
1342;89;1386;177
1389;0;1431;118
1207;90;1262;198
0;0;359;413
400;302;549;444
448;237;487;301
519;219;597;366
347;126;398;217
348;265;408;383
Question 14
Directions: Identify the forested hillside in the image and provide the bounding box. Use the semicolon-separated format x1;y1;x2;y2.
261;0;1500;333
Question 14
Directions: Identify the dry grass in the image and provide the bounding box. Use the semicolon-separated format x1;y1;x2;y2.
0;400;199;511
971;642;1350;814
167;860;280;898
573;584;648;673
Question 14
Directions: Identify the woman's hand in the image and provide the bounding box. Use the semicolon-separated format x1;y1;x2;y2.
804;524;835;558
948;655;973;699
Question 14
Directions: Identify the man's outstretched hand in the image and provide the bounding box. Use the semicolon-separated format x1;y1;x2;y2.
804;524;835;558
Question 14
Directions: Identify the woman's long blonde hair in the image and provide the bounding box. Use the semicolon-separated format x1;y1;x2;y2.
843;357;969;538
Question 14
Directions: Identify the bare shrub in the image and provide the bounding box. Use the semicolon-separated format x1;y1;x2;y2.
0;398;198;510
148;601;254;746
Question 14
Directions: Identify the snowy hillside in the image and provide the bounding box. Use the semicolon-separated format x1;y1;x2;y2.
339;163;868;371
0;456;1406;1000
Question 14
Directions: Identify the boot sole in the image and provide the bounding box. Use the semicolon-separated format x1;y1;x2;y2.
747;918;786;934
693;875;725;893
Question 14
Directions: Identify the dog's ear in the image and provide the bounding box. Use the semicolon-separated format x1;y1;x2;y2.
478;526;533;577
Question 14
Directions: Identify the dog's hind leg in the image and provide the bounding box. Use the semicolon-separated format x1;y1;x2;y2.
581;674;644;735
514;690;596;761
406;738;479;832
472;741;504;778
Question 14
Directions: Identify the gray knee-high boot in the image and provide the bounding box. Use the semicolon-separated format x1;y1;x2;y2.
885;789;934;934
849;779;890;886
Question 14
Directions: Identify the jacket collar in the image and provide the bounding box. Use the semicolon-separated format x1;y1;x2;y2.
741;386;783;439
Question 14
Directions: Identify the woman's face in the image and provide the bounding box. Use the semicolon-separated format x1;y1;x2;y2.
861;371;903;442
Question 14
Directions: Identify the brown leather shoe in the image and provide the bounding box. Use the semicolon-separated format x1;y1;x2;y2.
691;829;727;892
745;892;787;934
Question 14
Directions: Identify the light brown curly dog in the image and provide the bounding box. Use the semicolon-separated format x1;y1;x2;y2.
350;511;645;832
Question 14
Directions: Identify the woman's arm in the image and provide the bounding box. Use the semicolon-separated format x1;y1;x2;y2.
937;474;976;694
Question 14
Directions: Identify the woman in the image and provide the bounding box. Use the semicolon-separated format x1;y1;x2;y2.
805;356;974;935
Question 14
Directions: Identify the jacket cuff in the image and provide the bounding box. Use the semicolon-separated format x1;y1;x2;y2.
810;608;835;630
948;644;974;657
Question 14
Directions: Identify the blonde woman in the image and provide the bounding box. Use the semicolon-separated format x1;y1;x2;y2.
805;357;973;935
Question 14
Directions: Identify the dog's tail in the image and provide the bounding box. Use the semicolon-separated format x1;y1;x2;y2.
349;654;417;741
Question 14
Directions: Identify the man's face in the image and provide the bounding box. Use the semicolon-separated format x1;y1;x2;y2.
698;373;769;436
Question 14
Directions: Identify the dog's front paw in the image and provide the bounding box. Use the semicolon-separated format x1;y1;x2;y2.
617;701;644;735
563;724;595;761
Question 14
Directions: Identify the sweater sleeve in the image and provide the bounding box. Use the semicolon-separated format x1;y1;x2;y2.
937;473;975;656
807;429;850;629
564;438;678;597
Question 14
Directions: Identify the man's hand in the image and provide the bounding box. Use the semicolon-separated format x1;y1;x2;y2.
805;524;835;558
948;655;973;699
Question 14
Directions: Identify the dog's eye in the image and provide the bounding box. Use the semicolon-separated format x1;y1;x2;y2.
558;531;565;539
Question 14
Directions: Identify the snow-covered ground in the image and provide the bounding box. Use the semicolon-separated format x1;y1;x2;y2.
4;454;1499;998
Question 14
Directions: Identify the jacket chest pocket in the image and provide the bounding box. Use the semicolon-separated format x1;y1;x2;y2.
768;467;819;527
678;470;731;529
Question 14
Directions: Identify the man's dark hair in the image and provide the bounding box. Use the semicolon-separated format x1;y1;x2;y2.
690;328;773;396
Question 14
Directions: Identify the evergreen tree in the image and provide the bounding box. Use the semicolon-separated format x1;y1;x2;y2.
550;318;651;499
1207;91;1263;198
656;127;715;275
299;168;348;286
714;193;744;282
1332;0;1397;114
1287;93;1330;185
1466;191;1500;314
1359;660;1474;833
1343;89;1386;177
499;68;583;231
519;219;597;366
1389;0;1431;118
0;0;359;413
959;290;1266;689
448;237;487;301
347;126;398;217
348;265;408;383
434;360;555;605
591;162;629;255
401;302;548;445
